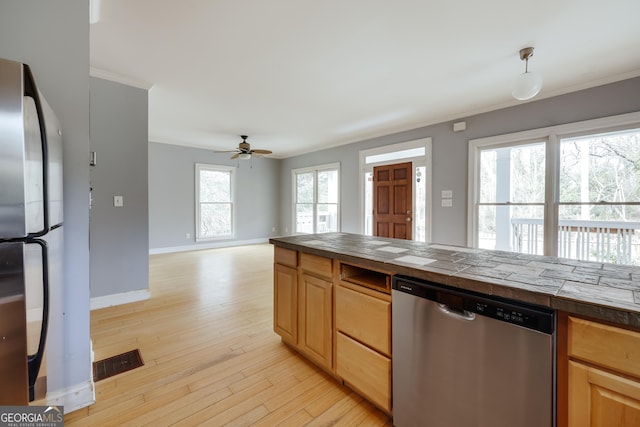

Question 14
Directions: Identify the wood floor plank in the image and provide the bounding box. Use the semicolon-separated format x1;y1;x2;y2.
64;244;391;426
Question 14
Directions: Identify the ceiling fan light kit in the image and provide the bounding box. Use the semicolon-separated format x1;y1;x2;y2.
219;135;273;160
512;47;543;101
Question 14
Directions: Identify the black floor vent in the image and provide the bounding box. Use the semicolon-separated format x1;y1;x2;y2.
93;349;144;381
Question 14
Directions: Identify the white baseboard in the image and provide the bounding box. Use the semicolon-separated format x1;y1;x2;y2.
90;289;150;311
42;338;96;414
149;238;269;255
44;378;95;414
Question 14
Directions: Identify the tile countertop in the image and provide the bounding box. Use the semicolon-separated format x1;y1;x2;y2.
270;233;640;329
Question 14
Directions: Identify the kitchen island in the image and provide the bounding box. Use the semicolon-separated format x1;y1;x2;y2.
270;233;640;426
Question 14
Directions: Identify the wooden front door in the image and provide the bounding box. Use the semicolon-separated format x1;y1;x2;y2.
373;162;412;239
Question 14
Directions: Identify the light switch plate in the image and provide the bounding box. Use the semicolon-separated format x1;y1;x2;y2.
114;195;124;207
441;190;453;199
442;199;453;208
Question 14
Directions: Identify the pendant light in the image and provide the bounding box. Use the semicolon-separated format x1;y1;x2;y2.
512;47;543;101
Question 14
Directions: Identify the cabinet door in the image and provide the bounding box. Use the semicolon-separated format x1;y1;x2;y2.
274;264;297;344
299;273;333;370
569;360;640;427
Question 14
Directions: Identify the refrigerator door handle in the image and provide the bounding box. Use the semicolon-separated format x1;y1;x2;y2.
23;64;50;238
26;238;49;401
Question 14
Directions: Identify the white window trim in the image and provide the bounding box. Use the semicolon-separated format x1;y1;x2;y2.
195;163;236;241
359;137;432;242
467;111;640;254
291;162;341;234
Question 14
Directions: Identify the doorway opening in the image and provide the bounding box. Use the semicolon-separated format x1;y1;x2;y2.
360;138;432;242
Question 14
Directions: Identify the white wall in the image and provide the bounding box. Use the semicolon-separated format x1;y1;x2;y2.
280;77;640;246
0;0;92;409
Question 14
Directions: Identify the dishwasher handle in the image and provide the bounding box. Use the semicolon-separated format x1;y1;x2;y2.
438;303;476;321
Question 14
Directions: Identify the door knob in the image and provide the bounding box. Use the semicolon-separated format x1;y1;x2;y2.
406;217;412;222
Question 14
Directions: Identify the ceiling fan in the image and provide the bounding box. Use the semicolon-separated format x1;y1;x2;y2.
222;135;272;160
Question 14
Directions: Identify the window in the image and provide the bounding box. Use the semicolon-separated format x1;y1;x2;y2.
196;164;234;240
293;163;340;234
558;129;640;264
469;112;640;265
476;141;546;254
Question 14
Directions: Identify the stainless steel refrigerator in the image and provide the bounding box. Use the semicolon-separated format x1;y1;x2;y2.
0;57;63;404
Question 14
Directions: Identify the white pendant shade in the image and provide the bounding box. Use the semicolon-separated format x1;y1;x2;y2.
238;153;251;160
512;71;543;100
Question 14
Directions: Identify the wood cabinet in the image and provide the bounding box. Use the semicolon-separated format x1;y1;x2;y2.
273;263;297;344
335;264;392;413
273;249;334;371
272;249;392;412
298;272;333;369
273;247;298;345
564;315;640;427
335;285;391;356
336;331;391;411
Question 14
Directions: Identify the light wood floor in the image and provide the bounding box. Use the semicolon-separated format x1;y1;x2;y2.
65;244;392;426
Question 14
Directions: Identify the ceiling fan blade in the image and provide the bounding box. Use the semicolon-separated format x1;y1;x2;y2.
252;149;272;155
230;153;240;159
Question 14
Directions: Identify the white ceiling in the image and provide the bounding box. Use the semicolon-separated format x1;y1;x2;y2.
90;0;640;158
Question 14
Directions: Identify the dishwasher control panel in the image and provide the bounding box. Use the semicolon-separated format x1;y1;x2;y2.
393;275;554;334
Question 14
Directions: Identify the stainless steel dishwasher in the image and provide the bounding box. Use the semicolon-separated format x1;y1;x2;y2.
392;275;555;427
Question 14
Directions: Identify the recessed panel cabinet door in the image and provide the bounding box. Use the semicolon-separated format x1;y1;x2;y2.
298;273;333;370
273;264;297;344
569;361;640;426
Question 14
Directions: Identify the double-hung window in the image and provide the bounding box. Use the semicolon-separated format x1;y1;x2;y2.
469;112;640;266
196;164;234;240
293;163;340;234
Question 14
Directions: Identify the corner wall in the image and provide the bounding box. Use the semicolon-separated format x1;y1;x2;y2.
90;77;149;300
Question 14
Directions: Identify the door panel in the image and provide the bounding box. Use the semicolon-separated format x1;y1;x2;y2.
0;242;29;405
373;162;412;239
298;273;333;370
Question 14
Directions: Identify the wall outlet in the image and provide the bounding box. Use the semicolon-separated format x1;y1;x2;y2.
113;195;124;207
185;232;191;239
272;227;276;232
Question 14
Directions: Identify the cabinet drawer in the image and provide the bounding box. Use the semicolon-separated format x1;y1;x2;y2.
336;332;391;412
336;285;391;356
274;247;297;268
568;316;640;379
299;252;332;278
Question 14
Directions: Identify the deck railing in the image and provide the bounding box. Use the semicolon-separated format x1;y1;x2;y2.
509;218;640;265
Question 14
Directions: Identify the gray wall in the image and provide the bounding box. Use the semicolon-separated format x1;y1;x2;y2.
281;77;640;246
149;142;280;250
0;0;91;400
90;77;149;298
